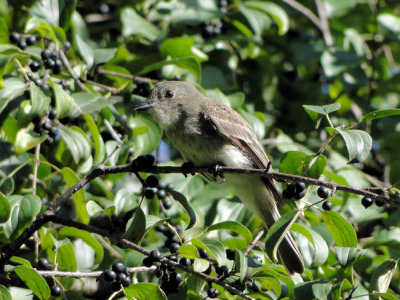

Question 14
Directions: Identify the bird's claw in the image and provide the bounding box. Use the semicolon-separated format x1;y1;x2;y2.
209;163;225;183
181;162;195;177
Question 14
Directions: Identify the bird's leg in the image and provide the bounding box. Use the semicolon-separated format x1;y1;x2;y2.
181;161;196;177
209;163;225;183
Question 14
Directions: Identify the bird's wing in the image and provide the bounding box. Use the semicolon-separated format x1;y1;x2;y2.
202;100;269;169
202;100;284;206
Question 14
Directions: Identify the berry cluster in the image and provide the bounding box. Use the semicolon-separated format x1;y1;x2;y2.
155;224;182;249
361;196;384;208
102;262;132;291
144;175;173;209
32;110;59;145
316;186;333;211
9;32;38;49
282;182;306;200
37;258;62;297
40;48;63;75
201;21;227;39
218;0;229;14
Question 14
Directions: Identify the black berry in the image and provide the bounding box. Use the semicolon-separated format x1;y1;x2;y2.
375;198;385;207
38;258;51;270
50;285;62;297
286;183;296;194
111;281;121;291
282;188;294;199
157;189;167;199
41;49;51;60
143;256;154;267
203;264;212;275
169;255;178;262
144;188;155;199
294;190;306;200
29;61;40;72
322;200;333;211
162;198;172;209
9;32;20;44
295;182;306;193
199;248;208;258
361;196;373;208
155;268;163;278
121;276;131;287
112;262;126;273
207;287;220;298
49;109;57;120
116;272;127;283
179;257;192;266
17;40;27;49
216;265;229;277
149;249;161;262
145;175;159;188
317;186;329;199
169;242;180;253
170;271;183;284
103;270;116;282
63;41;71;51
26;35;37;45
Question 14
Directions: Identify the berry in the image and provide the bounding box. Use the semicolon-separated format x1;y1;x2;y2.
203;264;212;275
226;249;235;260
103;270;116;282
317;186;330;199
99;3;110;14
169;255;178;262
145;154;156;166
216;265;229;277
121;276;131;287
286;183;296;194
322;200;333;211
63;41;71;50
29;61;40;72
17;40;27;49
375;198;385;207
199;248;208;258
166;183;174;191
145;175;159;188
50;285;62;297
32;115;41;125
41;49;51;60
157;189;167;199
116;272;127;283
53;59;62;74
144;188;155;199
44;136;54;145
112;262;126;273
26;35;37;45
149;249;161;262
9;32;20;44
361;196;373;208
207;287;220;298
295;182;306;193
49;109;57;120
42;84;50;91
143;256;154;267
155;224;167;233
169;242;180;253
179;257;192;266
282;188;294;199
294;190;306;200
34;78;42;86
60;79;68;89
162;198;172;209
155;268;163;278
38;258;51;270
170;271;183;284
45;58;55;69
132;154;155;169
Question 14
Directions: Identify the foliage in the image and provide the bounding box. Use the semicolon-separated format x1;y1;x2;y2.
0;0;400;299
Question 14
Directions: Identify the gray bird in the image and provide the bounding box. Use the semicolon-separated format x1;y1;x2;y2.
136;81;304;274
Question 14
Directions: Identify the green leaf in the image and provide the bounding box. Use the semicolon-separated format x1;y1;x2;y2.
369;259;398;295
206;221;252;245
303;103;341;117
255;267;295;298
244;1;289;35
0;176;14;196
360;109;400;123
138;57;201;79
335;246;361;267
56;241;77;289
2;117;18;144
191;239;217;261
291;224;329;266
30;0;60;26
337;129;372;163
83;114;105;165
58;227;104;265
10;256;32;267
132;115;162;156
71;92;113;116
161;37;207;61
168;190;196;230
265;210;301;261
125;283;167;300
4;195;41;239
0;77;25;113
14;266;50;300
121;8;161;41
321;50;361;77
75;34;94;68
123;207;146;243
312;283;333;300
370;293;400;300
0;194;11;222
239;5;271;37
15;129;45;154
60;126;91;164
279;151;327;179
203;239;227;266
59;0;77;30
377;13;400;36
0;284;11;300
50;80;74;118
93;48;117;65
61;167;89;224
235;250;248;282
30;82;51;117
178;244;198;259
322;211;357;247
193;257;210;273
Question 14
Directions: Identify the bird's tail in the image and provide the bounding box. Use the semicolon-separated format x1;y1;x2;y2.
260;178;304;274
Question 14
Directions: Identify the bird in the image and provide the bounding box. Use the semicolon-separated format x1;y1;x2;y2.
136;81;304;274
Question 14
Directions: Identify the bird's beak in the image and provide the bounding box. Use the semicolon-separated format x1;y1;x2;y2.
135;102;155;111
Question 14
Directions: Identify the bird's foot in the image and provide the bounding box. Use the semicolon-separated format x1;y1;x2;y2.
181;162;195;177
209;163;225;183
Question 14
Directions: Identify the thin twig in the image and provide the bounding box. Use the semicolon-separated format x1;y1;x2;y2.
59;50;89;92
97;69;158;83
244;229;265;256
36;266;156;278
280;0;322;30
314;0;334;46
80;77;120;94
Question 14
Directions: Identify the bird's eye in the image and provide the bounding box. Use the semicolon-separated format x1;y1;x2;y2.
165;90;174;98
